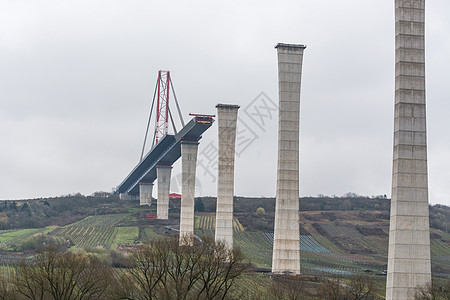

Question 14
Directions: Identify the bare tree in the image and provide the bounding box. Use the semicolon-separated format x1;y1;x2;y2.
318;275;378;300
12;246;114;300
13;259;46;300
196;237;248;300
414;281;450;300
318;277;346;300
347;275;377;300
267;274;308;300
162;235;204;299
0;272;18;300
117;235;248;300
10;237;247;300
117;238;171;300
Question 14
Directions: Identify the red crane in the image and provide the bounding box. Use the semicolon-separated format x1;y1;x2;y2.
155;71;170;144
140;70;185;161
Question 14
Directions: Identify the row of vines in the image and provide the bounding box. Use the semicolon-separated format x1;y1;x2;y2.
51;226;117;249
50;214;131;249
196;215;244;232
263;233;331;253
0;227;54;249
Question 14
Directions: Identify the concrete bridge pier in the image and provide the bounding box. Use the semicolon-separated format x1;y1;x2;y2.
139;181;153;206
157;165;172;219
215;104;239;249
119;193;139;201
272;43;306;275
179;141;199;245
386;0;431;299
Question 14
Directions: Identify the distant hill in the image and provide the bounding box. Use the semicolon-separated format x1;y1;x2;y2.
198;195;449;233
1;193;448;233
1;193;449;282
0;192;126;229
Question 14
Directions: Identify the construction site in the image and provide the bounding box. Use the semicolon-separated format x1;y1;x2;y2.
115;1;438;294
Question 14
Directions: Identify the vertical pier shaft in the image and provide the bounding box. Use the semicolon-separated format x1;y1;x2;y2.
215;104;239;249
272;43;306;274
139;182;153;206
386;1;431;298
157;165;172;219
179;141;199;244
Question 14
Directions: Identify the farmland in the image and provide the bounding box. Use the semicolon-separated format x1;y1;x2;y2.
112;226;139;244
51;226;117;249
0;227;56;250
48;214;130;249
0;208;447;282
263;232;331;253
195;214;244;232
69;214;129;227
0;194;448;293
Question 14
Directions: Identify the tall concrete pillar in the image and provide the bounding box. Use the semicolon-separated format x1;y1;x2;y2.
119;193;139;201
386;1;431;299
272;43;306;275
179;141;199;245
157;165;172;219
215;104;239;249
139;181;153;206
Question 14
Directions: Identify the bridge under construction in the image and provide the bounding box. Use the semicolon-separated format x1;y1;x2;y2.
115;115;213;197
115;70;214;241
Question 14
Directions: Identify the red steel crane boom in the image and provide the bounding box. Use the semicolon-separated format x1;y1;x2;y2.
155;71;170;144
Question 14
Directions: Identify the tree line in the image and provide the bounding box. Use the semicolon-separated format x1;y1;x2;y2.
0;235;247;300
1;194;449;234
2;235;447;299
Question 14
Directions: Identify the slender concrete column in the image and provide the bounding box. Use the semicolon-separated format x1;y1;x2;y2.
139;182;153;206
157;165;172;220
215;104;239;249
386;1;431;299
119;193;139;201
179;141;199;245
272;43;306;275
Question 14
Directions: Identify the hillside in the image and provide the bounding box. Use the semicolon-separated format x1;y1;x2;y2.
194;196;450;280
0;193;449;282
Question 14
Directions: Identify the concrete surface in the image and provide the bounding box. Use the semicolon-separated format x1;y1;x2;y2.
272;43;306;275
215;104;239;249
119;193;139;201
156;165;172;220
179;141;199;245
139;182;153;206
386;1;431;299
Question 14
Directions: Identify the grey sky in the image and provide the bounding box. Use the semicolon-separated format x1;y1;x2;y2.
1;1;449;206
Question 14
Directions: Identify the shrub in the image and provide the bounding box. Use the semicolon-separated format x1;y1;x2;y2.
20;234;67;251
256;207;266;217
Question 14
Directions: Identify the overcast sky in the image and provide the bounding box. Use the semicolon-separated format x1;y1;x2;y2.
1;0;449;206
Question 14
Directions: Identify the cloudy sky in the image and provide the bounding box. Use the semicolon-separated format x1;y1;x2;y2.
1;0;449;206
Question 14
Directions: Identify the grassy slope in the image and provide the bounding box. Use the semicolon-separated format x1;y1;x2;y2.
112;226;139;245
0;227;56;249
2;209;449;279
192;210;450;280
1;198;449;296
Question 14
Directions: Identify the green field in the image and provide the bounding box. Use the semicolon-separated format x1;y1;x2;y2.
1;210;449;286
5;215;161;250
192;217;450;280
52;226;118;249
112;226;139;245
47;214;137;249
196;215;244;232
0;227;56;250
140;226;163;242
69;214;128;227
